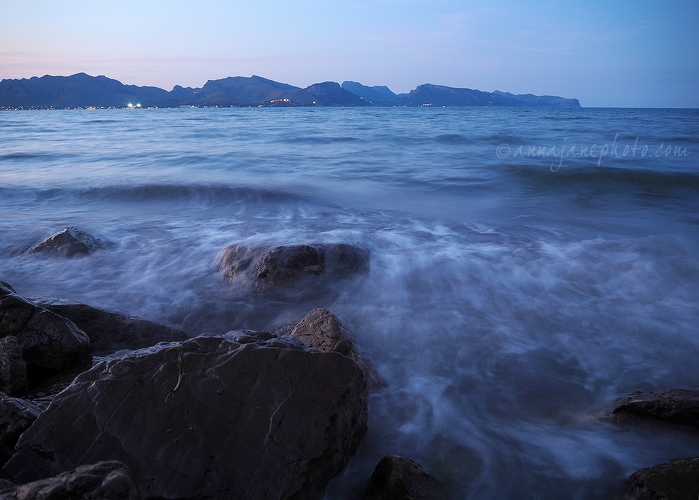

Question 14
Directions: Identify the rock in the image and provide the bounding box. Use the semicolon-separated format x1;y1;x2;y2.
0;337;27;395
291;308;355;354
0;460;140;500
624;457;699;500
365;455;448;500
32;298;188;357
24;227;103;258
611;388;699;429
290;308;383;389
0;282;89;375
4;332;368;499
218;243;370;294
0;395;40;467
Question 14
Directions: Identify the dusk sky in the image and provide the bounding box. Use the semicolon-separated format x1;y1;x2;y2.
2;0;698;108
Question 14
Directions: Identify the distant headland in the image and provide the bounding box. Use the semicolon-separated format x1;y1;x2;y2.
0;73;581;109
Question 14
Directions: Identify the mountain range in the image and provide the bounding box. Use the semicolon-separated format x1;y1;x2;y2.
0;73;581;109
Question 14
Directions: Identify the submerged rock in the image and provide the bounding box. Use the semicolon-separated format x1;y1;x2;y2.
365;455;447;500
0;282;89;375
24;227;103;257
4;332;368;499
611;388;699;429
0;460;140;500
33;298;188;356
218;243;370;295
0;395;40;467
624;457;699;500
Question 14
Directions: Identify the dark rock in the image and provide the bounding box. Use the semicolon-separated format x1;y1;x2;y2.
291;308;355;355
33;298;188;357
0;460;140;500
624;457;699;500
290;308;383;389
4;333;368;499
24;227;103;258
218;243;370;295
611;388;699;429
0;282;89;374
365;455;447;500
0;338;27;395
0;395;40;467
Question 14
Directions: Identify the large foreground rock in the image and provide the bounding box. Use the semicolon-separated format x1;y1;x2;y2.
0;460;140;500
4;332;368;499
611;388;699;429
33;298;187;356
23;227;103;258
365;455;447;500
624;457;699;500
0;282;89;374
218;243;370;295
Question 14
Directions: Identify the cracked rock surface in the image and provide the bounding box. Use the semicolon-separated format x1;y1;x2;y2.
3;332;368;499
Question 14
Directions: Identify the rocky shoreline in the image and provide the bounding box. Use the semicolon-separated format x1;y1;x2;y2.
1;227;697;499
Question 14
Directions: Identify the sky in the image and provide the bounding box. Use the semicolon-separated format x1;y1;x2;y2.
1;0;698;107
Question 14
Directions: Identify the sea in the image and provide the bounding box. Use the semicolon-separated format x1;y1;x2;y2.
1;107;698;499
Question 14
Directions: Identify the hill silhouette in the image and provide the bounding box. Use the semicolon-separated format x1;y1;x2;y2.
0;73;581;108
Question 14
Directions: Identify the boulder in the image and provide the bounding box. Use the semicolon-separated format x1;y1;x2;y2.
24;227;103;258
0;282;89;374
611;388;699;429
0;460;140;500
33;298;188;357
4;332;368;499
290;308;383;389
365;455;447;500
0;395;40;467
0;337;27;395
624;457;699;500
218;243;369;294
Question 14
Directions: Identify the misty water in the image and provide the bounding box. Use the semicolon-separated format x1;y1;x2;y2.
1;107;698;498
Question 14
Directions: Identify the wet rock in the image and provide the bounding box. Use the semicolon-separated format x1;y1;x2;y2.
0;337;27;395
624;457;699;500
24;227;103;258
290;308;383;389
33;298;188;357
611;388;699;429
0;282;89;374
365;455;447;500
218;243;370;294
4;333;368;499
0;460;140;500
0;395;40;467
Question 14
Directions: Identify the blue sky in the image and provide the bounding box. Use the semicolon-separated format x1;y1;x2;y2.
1;0;697;107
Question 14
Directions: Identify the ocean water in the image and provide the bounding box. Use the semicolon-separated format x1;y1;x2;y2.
1;107;698;498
